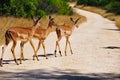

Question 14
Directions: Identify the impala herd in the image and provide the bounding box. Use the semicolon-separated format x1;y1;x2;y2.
0;16;80;67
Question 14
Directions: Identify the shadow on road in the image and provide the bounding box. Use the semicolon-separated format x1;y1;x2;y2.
2;58;29;65
38;53;54;57
103;28;120;31
2;53;54;65
0;69;120;80
102;46;120;49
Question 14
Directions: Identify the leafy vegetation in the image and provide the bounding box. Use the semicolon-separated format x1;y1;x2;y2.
0;0;72;18
77;0;120;15
105;1;120;14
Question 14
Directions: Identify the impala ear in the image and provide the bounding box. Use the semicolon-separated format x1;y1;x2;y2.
35;16;42;23
75;17;80;24
32;16;37;23
49;16;54;21
32;16;42;26
37;16;42;21
49;16;51;19
51;18;54;20
70;17;74;23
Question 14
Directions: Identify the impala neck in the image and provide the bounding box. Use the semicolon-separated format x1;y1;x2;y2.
43;24;53;37
72;25;76;32
32;25;39;36
47;25;53;34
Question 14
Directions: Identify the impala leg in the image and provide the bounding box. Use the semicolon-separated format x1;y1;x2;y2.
34;41;41;61
42;42;48;59
55;36;62;57
55;40;62;57
57;37;62;57
68;38;73;54
65;37;68;56
54;41;58;57
0;58;3;67
11;42;19;65
20;41;27;64
56;41;62;56
29;40;39;61
0;45;6;67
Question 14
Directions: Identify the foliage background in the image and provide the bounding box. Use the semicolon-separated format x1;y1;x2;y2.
77;0;120;15
0;0;72;18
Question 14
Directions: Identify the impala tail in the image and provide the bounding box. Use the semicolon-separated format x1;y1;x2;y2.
56;28;61;38
5;30;13;45
0;30;12;67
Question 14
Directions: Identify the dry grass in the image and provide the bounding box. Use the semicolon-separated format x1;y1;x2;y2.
0;13;86;45
76;5;120;28
76;5;106;16
115;17;120;28
0;17;33;45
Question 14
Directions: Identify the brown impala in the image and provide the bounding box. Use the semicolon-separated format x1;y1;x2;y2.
0;16;42;67
54;17;80;57
33;16;57;60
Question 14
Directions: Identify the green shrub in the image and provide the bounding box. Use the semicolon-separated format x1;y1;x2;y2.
37;9;47;17
0;0;72;18
105;1;120;14
77;0;111;7
53;0;72;15
77;0;120;15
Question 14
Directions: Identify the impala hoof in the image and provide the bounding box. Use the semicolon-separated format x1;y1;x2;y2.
33;55;35;60
37;59;39;61
0;58;3;67
71;50;73;54
59;51;62;56
0;64;3;67
16;63;19;65
22;59;25;61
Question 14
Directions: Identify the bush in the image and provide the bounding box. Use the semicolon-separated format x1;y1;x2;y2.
77;0;111;7
0;0;72;18
0;0;38;18
37;9;47;17
38;0;72;15
77;0;120;15
105;1;120;14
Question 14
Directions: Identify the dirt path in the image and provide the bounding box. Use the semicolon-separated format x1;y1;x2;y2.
0;7;120;80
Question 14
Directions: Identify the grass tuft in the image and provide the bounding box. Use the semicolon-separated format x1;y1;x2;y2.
115;17;120;28
76;5;120;28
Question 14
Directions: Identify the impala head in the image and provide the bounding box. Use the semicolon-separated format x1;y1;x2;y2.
48;16;57;28
70;17;80;28
32;16;42;27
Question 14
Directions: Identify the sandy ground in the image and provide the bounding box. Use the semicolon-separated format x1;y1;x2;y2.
0;6;120;80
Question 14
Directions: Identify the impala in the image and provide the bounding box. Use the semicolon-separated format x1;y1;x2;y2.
33;16;57;60
54;17;80;57
0;16;41;67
